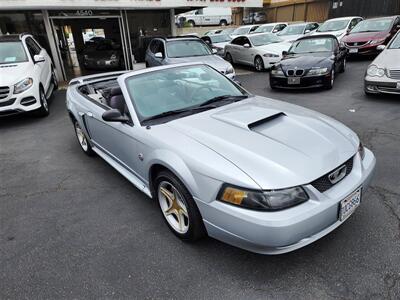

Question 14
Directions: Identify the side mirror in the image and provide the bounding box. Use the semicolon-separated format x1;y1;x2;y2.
102;109;130;123
282;50;288;56
272;29;278;33
304;29;311;34
212;48;218;54
154;52;163;59
243;43;250;48
33;55;45;63
376;45;386;51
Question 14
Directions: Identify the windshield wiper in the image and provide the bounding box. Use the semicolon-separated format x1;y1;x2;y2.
142;105;217;123
199;95;248;107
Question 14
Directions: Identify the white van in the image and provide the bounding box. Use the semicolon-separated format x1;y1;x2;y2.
178;8;232;27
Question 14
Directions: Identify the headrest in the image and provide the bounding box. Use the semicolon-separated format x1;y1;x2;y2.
110;87;122;96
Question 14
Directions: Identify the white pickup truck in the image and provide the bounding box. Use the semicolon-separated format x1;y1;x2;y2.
177;7;232;27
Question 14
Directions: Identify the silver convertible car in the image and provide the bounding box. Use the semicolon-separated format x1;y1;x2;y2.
66;63;376;254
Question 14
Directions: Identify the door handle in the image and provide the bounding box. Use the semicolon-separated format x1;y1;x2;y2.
86;112;93;117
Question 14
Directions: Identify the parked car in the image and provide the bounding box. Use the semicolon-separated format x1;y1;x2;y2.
277;22;320;42
204;29;223;36
342;16;400;56
312;16;363;40
225;33;291;71
270;35;347;89
83;39;124;70
145;37;235;79
242;11;266;24
365;30;400;95
204;34;232;56
230;25;259;39
220;28;236;37
0;33;57;117
179;7;232;27
253;22;288;34
66;63;375;254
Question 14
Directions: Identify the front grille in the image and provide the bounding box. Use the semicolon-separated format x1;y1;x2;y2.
388;69;400;80
287;69;304;77
345;41;368;47
311;156;354;193
0;86;10;100
0;98;15;107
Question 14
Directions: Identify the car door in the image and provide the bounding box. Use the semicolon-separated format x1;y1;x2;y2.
227;37;244;63
241;37;255;65
33;38;52;90
25;38;50;92
82;91;148;185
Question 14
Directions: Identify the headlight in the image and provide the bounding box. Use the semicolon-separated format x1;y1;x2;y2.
307;67;329;76
358;141;365;160
218;185;309;211
263;53;279;58
14;78;33;94
110;54;117;60
271;68;284;76
370;39;385;45
367;65;385;77
226;66;234;74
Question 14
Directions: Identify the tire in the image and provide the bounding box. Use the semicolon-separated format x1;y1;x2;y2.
34;86;50;117
325;69;335;90
219;19;228;26
339;58;346;73
155;170;206;242
225;52;233;64
74;121;95;156
188;20;195;27
254;56;264;72
51;68;58;91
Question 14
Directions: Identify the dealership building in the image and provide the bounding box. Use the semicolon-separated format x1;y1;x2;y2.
0;0;262;81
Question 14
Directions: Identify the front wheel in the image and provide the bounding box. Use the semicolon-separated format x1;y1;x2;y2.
254;56;264;72
34;87;49;117
74;121;95;156
155;170;206;241
325;69;335;90
225;52;233;64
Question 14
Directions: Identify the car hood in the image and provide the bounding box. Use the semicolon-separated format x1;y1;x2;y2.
278;34;302;42
0;62;32;86
313;30;345;38
168;55;232;73
279;53;333;70
168;96;358;189
255;42;292;55
372;48;400;68
343;31;388;42
213;42;229;48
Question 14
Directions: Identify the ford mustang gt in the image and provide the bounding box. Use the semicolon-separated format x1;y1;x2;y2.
66;63;375;254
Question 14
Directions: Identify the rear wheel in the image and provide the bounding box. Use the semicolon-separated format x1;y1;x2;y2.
339;58;346;73
219;19;228;26
155;170;206;241
51;68;58;91
188;20;195;27
74;121;95;156
34;86;49;117
225;52;233;64
254;56;264;72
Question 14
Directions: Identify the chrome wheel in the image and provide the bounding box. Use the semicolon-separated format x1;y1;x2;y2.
75;123;88;152
41;90;49;112
158;181;189;234
255;57;264;71
331;70;335;87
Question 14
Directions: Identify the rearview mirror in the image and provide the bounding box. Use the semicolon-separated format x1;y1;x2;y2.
212;48;218;54
154;52;163;59
33;55;45;63
102;109;130;123
282;50;288;56
376;45;386;51
243;43;250;48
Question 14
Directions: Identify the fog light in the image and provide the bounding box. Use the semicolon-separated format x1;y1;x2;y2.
366;85;377;91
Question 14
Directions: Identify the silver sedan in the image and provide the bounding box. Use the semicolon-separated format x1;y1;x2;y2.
66;63;376;254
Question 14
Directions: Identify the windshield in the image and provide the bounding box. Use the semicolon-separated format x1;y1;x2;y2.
318;20;348;32
0;42;28;64
388;33;400;49
249;33;283;46
351;18;392;33
232;27;250;35
289;38;334;54
254;25;274;33
125;65;245;123
209;34;231;43
166;40;211;58
278;25;305;36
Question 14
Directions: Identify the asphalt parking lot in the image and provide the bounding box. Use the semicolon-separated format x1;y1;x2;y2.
1;59;400;299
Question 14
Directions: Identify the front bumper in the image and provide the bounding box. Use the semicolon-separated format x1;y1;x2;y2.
270;73;331;89
262;56;281;70
365;76;400;94
196;149;376;254
346;44;381;56
0;83;41;116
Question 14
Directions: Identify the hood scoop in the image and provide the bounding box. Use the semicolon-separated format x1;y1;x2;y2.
211;103;286;130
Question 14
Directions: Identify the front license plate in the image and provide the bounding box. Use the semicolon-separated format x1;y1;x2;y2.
288;77;301;85
349;48;358;54
339;188;362;221
397;82;400;89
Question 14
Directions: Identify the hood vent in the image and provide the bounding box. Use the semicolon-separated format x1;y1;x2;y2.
248;112;286;129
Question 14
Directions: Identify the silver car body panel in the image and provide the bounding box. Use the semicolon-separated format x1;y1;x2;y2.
67;63;376;254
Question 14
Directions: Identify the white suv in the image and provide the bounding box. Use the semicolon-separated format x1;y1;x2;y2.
0;33;57;117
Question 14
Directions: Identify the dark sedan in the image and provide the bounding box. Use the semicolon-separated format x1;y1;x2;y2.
82;39;124;70
270;35;347;90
